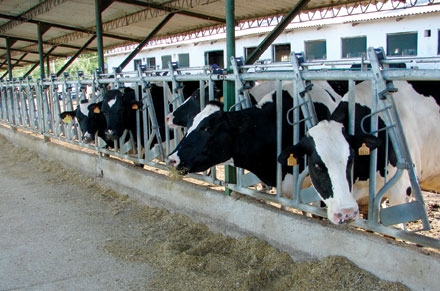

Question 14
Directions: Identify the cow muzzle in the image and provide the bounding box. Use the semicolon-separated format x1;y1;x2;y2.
166;153;189;175
329;207;359;225
82;132;94;143
105;129;117;140
166;113;178;128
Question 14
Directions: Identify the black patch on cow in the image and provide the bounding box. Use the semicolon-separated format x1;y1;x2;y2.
407;81;440;107
306;137;335;200
170;84;223;128
331;101;397;181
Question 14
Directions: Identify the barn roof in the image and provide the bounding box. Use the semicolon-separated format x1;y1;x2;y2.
0;0;404;76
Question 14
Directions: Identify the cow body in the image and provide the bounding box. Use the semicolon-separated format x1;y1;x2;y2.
167;81;358;224
279;80;440;218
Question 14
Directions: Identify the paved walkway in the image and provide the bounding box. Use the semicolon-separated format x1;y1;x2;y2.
0;148;154;290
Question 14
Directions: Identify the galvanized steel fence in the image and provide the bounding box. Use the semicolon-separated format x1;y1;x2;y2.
1;47;440;249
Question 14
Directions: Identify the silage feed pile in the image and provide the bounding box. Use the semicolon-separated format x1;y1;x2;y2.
0;133;410;290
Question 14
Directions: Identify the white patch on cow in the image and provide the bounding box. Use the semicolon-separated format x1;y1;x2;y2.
79;101;91;117
256;92;275;108
107;98;117;108
187;104;221;135
308;120;359;223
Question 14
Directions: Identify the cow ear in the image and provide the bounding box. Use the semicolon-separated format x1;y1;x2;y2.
88;102;102;114
278;137;311;166
347;134;383;156
131;101;143;110
59;111;75;123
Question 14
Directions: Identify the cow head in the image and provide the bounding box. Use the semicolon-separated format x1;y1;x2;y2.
278;120;382;225
100;89;142;140
167;101;232;174
166;85;223;128
60;99;99;143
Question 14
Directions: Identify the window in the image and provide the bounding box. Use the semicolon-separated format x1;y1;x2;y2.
133;59;142;70
438;30;440;55
146;57;156;69
244;47;257;60
305;40;326;60
387;32;417;56
178;53;190;67
161;55;172;69
205;50;224;68
273;44;291;62
342;36;366;58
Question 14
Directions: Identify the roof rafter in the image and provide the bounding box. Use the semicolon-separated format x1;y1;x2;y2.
116;0;225;23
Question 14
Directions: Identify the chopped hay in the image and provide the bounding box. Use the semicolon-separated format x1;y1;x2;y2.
0;133;410;290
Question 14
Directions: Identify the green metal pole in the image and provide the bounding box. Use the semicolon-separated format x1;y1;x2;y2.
95;0;105;73
37;23;45;80
5;38;14;80
224;0;236;195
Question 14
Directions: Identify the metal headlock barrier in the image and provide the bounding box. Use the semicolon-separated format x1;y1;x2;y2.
1;47;440;249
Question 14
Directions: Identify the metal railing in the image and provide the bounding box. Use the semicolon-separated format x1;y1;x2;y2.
1;48;440;249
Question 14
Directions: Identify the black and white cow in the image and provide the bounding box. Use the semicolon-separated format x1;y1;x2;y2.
166;80;280;129
166;81;355;224
166;82;223;128
278;80;440;221
100;85;171;148
59;99;110;145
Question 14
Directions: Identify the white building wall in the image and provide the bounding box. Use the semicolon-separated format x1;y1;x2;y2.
106;12;440;71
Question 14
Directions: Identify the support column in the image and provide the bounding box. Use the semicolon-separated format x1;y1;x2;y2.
224;0;236;195
95;0;105;73
5;38;16;80
37;23;50;80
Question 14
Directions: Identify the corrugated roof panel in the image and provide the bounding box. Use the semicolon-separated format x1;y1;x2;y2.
0;0;417;73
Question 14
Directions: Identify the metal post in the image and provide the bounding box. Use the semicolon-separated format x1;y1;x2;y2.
37;23;46;80
95;0;105;73
224;0;236;195
5;38;15;81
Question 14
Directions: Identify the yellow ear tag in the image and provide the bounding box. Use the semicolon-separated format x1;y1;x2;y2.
132;104;139;110
62;115;72;124
287;154;297;166
93;107;100;114
358;143;370;156
219;96;224;102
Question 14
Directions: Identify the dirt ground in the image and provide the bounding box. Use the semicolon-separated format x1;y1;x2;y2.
0;133;418;290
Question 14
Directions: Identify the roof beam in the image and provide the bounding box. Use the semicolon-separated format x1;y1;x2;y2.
0;46;65;58
0;13;142;43
245;0;311;64
116;0;225;23
118;13;175;71
56;35;97;77
0;34;95;52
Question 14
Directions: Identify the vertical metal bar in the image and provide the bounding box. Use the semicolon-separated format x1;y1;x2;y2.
368;80;379;223
224;0;236;195
95;0;105;72
5;38;14;81
275;80;283;198
37;24;46;80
